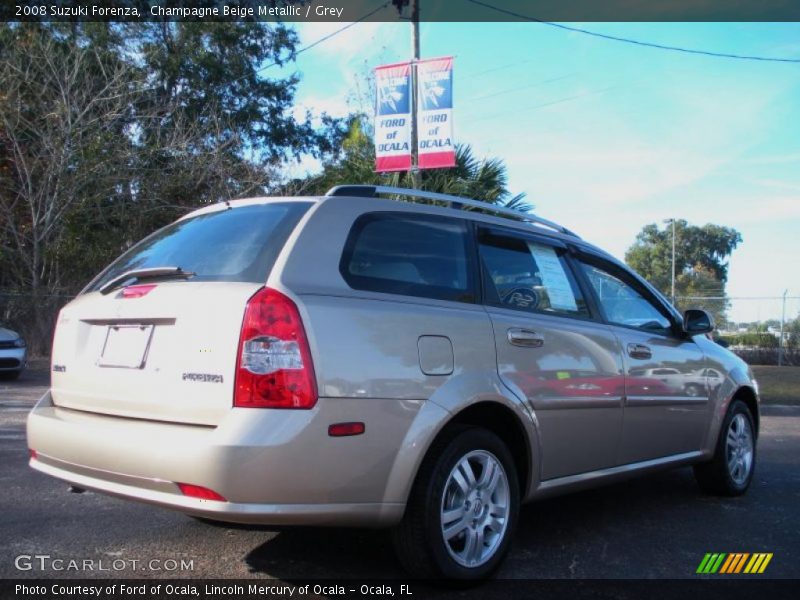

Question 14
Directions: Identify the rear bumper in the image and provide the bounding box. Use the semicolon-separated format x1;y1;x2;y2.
31;454;401;526
27;391;421;526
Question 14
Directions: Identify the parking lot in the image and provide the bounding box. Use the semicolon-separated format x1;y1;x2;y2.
2;367;798;581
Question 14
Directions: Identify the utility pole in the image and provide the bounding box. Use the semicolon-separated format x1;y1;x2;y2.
779;289;788;366
409;0;421;189
664;218;677;305
671;219;676;305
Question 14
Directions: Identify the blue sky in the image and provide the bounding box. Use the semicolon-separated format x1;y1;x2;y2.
276;21;800;322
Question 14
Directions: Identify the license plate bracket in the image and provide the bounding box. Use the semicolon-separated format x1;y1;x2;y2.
97;324;154;369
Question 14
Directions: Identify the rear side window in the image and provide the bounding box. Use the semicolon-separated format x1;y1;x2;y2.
88;202;311;291
341;213;475;303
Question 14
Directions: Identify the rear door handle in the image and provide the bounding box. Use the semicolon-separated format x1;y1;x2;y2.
507;328;544;348
627;343;652;360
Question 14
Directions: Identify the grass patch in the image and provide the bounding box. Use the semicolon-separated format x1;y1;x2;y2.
752;365;800;405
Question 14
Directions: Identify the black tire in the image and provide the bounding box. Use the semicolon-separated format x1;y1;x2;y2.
0;370;21;381
391;426;520;582
694;399;756;496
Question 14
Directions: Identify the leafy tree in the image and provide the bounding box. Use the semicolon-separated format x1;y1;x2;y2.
0;23;140;351
115;21;345;242
0;22;344;352
786;316;800;349
625;219;742;324
283;115;530;211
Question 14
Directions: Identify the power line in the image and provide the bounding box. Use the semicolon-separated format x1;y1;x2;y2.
469;58;538;78
465;0;800;64
258;1;390;73
137;2;390;93
464;74;573;103
469;83;625;123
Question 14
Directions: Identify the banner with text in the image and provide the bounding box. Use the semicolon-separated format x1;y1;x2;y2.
417;56;455;169
374;62;412;172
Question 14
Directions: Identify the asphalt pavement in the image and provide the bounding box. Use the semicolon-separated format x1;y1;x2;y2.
1;367;798;582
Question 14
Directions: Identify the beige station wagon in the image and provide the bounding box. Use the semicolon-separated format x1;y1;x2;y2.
27;185;759;580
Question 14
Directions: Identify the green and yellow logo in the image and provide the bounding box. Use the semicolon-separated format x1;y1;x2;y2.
696;553;773;574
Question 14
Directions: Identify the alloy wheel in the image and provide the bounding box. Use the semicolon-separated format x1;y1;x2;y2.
440;450;510;568
726;413;754;485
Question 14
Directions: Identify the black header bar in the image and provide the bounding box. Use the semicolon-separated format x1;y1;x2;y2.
3;0;800;23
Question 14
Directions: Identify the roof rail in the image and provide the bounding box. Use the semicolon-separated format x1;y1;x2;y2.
324;184;579;238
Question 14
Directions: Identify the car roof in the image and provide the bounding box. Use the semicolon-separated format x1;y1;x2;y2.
179;192;679;319
181;193;623;269
323;193;625;265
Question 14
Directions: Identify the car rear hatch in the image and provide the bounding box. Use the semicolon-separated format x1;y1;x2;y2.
50;200;312;426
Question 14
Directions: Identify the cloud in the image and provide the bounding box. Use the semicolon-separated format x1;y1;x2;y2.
283;155;323;181
688;194;800;225
456;60;797;261
286;22;407;125
294;22;405;71
290;93;352;125
743;178;800;193
740;152;800;165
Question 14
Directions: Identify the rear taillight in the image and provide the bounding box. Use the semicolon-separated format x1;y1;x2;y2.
234;287;317;409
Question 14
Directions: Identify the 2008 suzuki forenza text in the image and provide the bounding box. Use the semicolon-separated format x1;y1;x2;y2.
27;185;759;581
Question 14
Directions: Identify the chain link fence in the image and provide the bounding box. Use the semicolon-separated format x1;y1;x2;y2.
678;294;800;367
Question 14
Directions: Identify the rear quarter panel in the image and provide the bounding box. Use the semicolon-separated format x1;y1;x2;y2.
271;198;541;503
272;197;501;402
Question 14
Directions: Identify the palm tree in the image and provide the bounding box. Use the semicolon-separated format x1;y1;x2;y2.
282;115;532;213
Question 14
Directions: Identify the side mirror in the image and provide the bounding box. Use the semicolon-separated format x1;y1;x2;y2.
683;309;715;335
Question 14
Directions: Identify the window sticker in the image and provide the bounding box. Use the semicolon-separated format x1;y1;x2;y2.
526;243;578;312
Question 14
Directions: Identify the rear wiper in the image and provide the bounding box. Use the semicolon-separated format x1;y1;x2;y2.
99;267;196;295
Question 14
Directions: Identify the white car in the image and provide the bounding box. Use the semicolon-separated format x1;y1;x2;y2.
0;326;27;380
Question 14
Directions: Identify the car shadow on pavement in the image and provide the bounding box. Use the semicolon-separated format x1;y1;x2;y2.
244;526;404;579
242;467;705;580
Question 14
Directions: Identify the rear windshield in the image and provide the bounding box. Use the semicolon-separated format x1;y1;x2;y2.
87;202;311;292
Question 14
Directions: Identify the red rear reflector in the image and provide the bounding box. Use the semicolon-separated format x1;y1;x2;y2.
119;284;157;299
177;483;226;502
29;449;37;460
328;422;365;437
234;287;318;409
